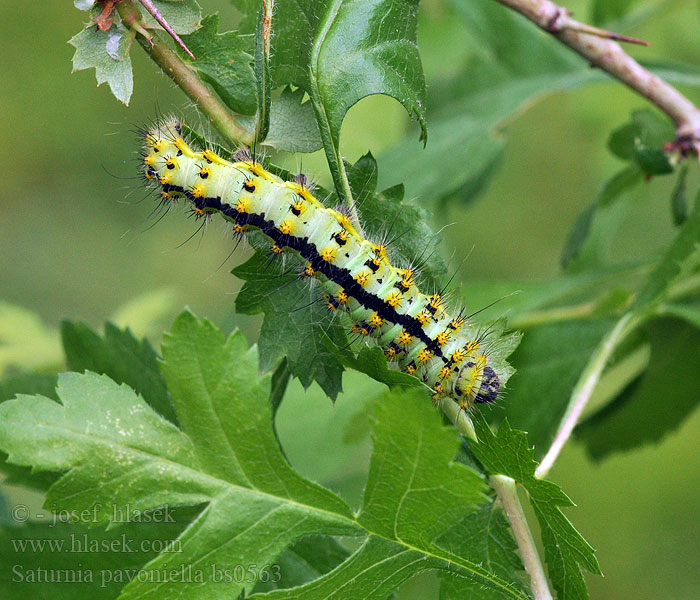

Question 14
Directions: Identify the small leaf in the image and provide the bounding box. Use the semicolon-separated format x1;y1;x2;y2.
69;25;133;104
503;319;614;456
341;346;429;391
179;14;256;115
607;109;674;175
471;415;601;600
577;318;700;459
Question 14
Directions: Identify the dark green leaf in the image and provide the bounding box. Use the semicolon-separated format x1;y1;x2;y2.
179;14;257;115
471;415;602;600
0;373;59;491
438;501;528;599
0;514;196;600
69;25;133;104
577;318;700;459
0;312;355;599
503;319;614;456
232;252;348;400
61;320;176;424
345;152;447;288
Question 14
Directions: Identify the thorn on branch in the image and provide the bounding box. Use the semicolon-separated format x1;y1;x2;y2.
136;0;196;60
544;7;649;47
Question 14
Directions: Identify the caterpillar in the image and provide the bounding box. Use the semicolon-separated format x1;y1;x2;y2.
141;119;505;409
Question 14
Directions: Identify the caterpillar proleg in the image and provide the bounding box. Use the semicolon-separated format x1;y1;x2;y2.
142;119;508;409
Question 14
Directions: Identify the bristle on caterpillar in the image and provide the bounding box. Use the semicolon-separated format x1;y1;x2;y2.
141;119;507;410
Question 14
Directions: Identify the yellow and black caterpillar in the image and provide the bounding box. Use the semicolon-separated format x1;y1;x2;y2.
143;120;504;409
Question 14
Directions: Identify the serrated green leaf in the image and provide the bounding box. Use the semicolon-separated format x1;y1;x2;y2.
0;316;528;600
252;391;526;600
438;501;528;599
69;26;133;104
179;14;257;115
0;314;355;599
358;392;486;545
61;320;176;424
232;252;348;400
0;373;59;491
141;0;202;35
503;319;614;456
577;318;700;459
471;415;601;600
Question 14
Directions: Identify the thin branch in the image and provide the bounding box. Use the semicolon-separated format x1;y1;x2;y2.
535;311;641;478
439;400;554;600
116;0;253;148
493;0;700;156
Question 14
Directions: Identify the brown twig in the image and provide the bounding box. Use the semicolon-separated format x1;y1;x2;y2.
494;0;700;157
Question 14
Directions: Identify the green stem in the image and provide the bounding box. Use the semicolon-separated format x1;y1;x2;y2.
535;311;642;478
307;0;363;235
116;0;253;148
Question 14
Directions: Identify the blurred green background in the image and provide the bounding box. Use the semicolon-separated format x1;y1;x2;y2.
1;1;699;599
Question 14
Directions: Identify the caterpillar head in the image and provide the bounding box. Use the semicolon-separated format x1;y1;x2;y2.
455;357;500;407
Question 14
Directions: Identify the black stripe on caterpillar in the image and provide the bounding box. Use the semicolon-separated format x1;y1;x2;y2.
142;119;505;409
